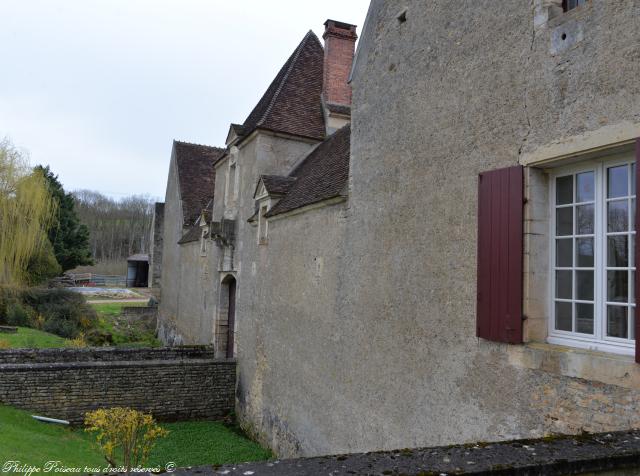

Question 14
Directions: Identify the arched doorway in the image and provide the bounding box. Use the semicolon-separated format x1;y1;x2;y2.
217;275;236;358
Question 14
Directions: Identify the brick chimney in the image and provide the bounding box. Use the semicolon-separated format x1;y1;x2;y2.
322;19;357;107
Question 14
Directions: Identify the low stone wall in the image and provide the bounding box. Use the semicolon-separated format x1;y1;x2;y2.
121;306;158;330
0;347;235;424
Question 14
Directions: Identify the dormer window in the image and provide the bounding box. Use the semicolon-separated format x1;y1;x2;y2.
563;0;586;12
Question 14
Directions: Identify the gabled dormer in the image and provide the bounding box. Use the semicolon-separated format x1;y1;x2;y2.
249;175;297;244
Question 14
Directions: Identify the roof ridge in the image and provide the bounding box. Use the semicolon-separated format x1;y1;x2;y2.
257;30;319;127
174;139;225;151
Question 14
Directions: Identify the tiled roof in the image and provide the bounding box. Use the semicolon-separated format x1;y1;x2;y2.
259;175;297;196
241;31;326;141
266;124;350;217
177;226;202;245
173;141;225;226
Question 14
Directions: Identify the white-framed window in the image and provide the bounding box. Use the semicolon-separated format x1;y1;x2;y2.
549;153;636;355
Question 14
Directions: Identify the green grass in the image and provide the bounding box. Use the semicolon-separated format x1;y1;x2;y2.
90;302;160;347
90;301;148;317
0;405;272;469
0;327;69;349
149;421;272;467
0;405;102;468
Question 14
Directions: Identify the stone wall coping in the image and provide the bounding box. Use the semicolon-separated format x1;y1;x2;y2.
0;358;234;372
154;430;640;475
0;346;229;364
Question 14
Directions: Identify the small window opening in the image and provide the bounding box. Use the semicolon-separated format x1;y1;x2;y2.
200;228;207;255
258;204;268;245
563;0;586;12
229;163;237;198
397;10;407;23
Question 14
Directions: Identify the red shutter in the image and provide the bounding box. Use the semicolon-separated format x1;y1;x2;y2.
477;165;524;344
635;139;640;363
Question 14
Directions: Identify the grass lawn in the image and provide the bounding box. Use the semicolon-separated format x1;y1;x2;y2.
0;327;69;349
0;405;272;469
0;405;102;468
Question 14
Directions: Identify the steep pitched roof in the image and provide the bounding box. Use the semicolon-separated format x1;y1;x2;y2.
255;175;297;198
241;31;326;141
267;124;350;217
173;141;225;226
177;226;202;245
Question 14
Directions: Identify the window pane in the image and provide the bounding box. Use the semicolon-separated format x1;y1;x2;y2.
632;198;636;231
608;200;628;232
608;165;628;198
632;163;636;196
607;305;628;338
556;207;573;236
607;270;628;302
555;301;572;331
576;270;594;301
631;307;635;340
556;175;573;205
576;204;594;235
575;238;593;267
556;239;573;267
576;171;595;202
607;235;628;268
575;303;594;334
556;270;572;299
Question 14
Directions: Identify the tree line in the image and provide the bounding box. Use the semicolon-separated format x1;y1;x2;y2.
73;190;155;265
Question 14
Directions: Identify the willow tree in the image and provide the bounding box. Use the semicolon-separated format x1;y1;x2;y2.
0;139;57;285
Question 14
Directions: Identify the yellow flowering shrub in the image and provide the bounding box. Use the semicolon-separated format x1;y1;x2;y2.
0;339;9;349
84;407;169;470
68;332;87;348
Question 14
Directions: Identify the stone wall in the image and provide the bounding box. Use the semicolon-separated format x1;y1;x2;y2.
233;0;640;458
121;306;158;331
0;347;235;424
149;202;164;289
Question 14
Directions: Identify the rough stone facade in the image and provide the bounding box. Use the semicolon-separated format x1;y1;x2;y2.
156;0;640;460
149;202;164;289
157;142;223;345
0;348;235;424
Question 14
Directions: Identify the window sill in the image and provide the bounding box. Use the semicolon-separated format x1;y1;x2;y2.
507;341;640;390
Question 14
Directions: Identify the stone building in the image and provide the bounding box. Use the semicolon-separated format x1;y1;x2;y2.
156;0;640;460
157;140;225;345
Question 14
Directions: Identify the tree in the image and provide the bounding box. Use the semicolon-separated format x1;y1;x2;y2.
36;165;93;271
0;139;57;285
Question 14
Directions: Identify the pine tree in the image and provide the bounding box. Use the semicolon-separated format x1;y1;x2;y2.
36;166;93;271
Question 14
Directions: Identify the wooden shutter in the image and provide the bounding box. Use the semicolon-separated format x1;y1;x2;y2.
636;140;640;363
477;165;524;344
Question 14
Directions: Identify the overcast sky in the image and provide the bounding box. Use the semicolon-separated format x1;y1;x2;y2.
0;1;369;201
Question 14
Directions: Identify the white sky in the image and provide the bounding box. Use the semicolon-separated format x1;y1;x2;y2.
0;1;369;201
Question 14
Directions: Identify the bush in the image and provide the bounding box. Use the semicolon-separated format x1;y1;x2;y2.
84;407;168;470
43;318;78;339
22;288;97;338
0;286;20;325
6;304;29;327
